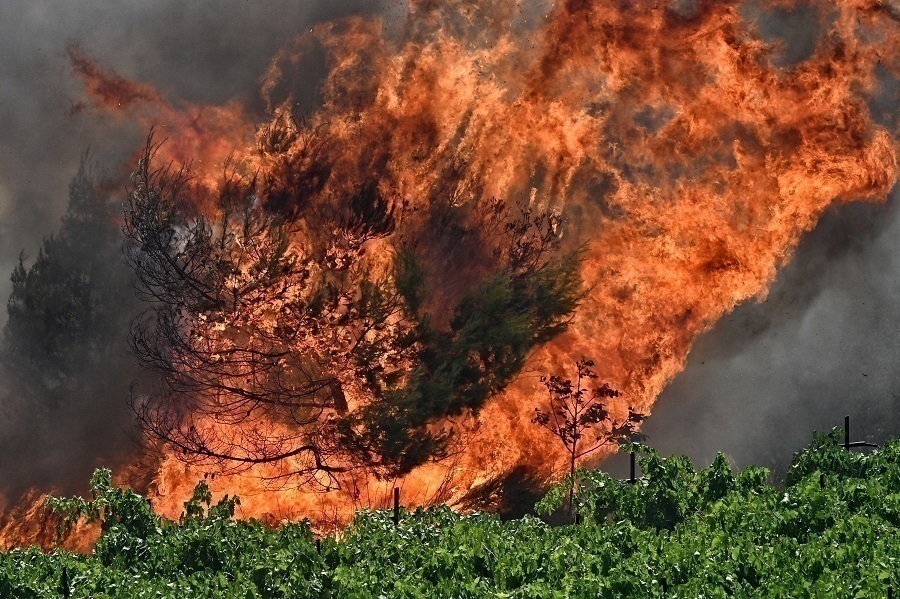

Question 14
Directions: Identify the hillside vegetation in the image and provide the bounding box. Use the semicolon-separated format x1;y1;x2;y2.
2;431;899;598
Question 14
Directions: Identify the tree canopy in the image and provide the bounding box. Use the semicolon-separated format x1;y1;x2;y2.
125;123;584;485
0;156;142;496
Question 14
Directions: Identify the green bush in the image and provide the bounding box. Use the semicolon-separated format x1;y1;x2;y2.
2;432;898;597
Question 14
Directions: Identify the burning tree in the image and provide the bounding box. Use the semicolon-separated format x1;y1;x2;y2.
124;119;583;487
533;358;644;513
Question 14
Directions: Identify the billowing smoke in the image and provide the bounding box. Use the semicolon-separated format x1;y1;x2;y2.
620;186;900;481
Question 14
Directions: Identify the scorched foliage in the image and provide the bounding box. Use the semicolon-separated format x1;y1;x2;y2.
124;122;583;484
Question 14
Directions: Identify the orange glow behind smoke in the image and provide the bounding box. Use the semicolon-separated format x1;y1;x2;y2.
8;0;897;544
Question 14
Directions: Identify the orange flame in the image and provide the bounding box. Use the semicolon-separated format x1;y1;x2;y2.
0;491;98;553
7;0;897;545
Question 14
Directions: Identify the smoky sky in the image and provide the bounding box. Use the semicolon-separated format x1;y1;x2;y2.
0;0;389;498
0;0;897;498
0;0;385;323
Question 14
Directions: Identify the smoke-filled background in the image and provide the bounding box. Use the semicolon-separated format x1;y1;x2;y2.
0;0;897;512
0;0;387;500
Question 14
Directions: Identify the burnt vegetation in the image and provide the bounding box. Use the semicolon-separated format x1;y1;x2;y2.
124;116;584;486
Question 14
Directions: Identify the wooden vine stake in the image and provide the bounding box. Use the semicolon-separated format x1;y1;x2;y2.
393;487;400;526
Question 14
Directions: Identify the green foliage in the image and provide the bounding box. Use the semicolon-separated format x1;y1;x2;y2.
536;445;771;531
46;468;158;539
4;157;139;406
6;435;900;597
35;473;325;598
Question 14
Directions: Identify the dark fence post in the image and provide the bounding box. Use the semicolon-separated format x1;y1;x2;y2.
661;576;668;593
316;538;322;554
629;451;637;484
888;584;893;599
61;565;70;599
840;416;878;451
393;487;400;526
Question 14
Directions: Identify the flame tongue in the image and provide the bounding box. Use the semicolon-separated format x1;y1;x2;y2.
297;0;897;407
20;0;899;537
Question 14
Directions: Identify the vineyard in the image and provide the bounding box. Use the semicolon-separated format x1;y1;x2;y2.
2;431;899;598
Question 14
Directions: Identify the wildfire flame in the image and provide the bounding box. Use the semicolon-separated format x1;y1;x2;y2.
5;0;897;547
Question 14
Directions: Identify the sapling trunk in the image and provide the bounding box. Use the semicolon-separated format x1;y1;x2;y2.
569;450;576;518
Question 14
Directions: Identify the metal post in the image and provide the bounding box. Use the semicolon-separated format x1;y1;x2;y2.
889;584;893;599
61;565;70;599
819;472;825;488
393;487;400;526
661;576;668;593
316;538;321;554
629;451;636;484
838;415;878;451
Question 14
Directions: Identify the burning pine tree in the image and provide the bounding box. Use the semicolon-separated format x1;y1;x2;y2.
124;122;584;487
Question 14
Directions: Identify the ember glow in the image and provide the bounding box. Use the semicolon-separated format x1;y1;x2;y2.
6;0;899;542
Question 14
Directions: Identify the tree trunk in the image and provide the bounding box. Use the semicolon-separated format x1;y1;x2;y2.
568;451;576;518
